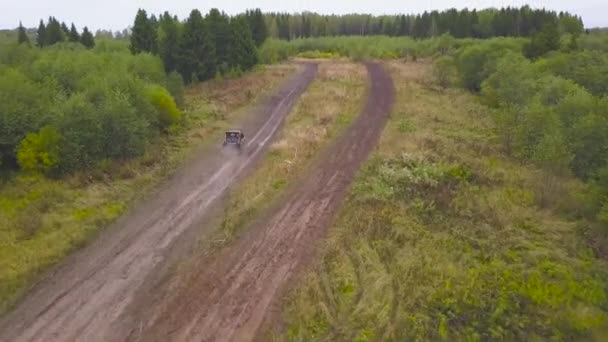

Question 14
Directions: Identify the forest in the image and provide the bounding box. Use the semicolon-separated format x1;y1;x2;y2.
262;6;584;40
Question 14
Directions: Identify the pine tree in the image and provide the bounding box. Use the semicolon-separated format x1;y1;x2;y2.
80;27;95;48
158;12;181;72
178;9;216;83
36;19;47;47
229;16;258;72
249;9;268;46
206;9;230;74
524;20;561;59
130;9;158;54
46;17;65;45
61;22;70;37
18;21;30;45
68;23;80;42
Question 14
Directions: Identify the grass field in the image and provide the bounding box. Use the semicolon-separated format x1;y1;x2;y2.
278;61;608;341
0;64;296;314
216;60;366;242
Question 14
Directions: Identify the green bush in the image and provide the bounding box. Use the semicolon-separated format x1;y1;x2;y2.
537;51;608;97
481;53;538;107
16;126;61;174
0;43;180;175
432;55;458;89
147;85;182;130
0;68;55;165
456;38;525;92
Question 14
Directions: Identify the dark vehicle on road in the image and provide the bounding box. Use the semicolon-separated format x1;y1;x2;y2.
223;129;245;149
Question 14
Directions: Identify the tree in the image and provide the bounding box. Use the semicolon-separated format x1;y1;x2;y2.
158;12;181;72
18;21;30;45
130;9;158;54
36;20;47;47
178;9;216;83
46;17;65;45
249;9;268;46
60;22;70;37
229;16;258;72
68;23;80;42
524;21;561;59
206;9;231;74
80;27;95;48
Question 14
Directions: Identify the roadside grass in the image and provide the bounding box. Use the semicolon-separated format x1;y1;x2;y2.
279;61;608;341
214;61;367;244
0;64;296;314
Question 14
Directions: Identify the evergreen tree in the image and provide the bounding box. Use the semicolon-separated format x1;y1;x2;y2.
80;27;95;48
524;21;561;59
68;23;80;42
61;22;70;37
18;21;30;45
206;9;231;74
158;12;181;72
36;19;47;47
229;16;258;71
178;9;216;83
130;9;158;54
249;9;269;45
46;17;65;45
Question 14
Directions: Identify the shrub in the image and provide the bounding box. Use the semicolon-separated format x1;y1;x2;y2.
456;38;525;91
481;53;538;108
147;85;182;130
16;126;61;174
432;56;458;89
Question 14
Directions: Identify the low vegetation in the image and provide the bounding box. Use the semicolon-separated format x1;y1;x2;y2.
279;61;608;341
0;63;296;314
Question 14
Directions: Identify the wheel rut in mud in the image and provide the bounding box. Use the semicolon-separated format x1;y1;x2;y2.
0;64;318;342
137;62;395;342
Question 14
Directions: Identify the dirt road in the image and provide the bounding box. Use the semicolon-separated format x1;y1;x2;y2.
134;63;395;342
0;64;318;342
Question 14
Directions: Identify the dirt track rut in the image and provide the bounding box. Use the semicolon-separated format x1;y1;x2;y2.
0;64;318;342
136;62;395;342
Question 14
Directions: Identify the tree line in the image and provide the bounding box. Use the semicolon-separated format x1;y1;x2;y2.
23;17;96;48
129;8;267;83
264;6;583;40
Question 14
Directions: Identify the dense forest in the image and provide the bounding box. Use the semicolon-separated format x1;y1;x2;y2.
263;6;583;40
129;9;266;83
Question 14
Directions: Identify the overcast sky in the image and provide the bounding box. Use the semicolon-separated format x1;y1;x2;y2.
2;0;606;31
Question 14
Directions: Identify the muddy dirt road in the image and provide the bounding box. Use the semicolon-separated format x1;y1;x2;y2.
0;64;318;342
135;63;395;342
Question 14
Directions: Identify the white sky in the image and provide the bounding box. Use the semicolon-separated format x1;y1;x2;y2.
2;0;606;31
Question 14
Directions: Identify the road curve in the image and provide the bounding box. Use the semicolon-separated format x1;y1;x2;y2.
0;63;318;342
135;62;395;342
